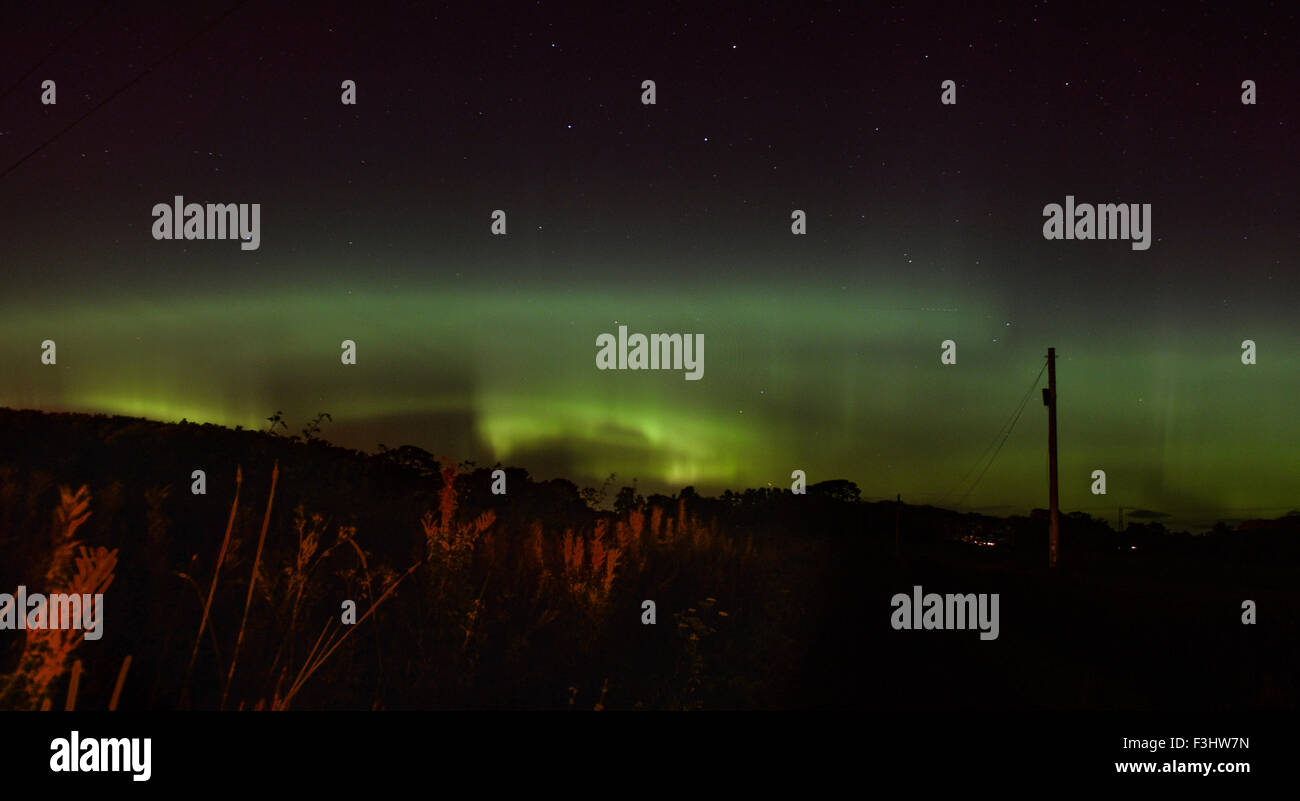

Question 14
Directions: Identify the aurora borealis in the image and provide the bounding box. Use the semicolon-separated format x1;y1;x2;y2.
1;3;1295;530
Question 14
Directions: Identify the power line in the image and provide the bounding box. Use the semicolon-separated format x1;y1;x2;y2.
0;1;249;184
938;359;1047;507
937;359;1047;504
957;368;1042;506
0;3;107;105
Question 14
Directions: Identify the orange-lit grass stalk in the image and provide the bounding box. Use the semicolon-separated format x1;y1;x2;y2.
109;654;132;711
184;465;242;697
273;558;422;710
222;461;277;709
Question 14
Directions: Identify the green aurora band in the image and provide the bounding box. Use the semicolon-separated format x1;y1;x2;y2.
2;282;1296;531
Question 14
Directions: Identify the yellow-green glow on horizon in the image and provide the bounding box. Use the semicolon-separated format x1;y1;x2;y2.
2;282;1297;529
59;394;266;431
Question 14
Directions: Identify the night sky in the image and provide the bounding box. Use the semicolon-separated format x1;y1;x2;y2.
1;2;1296;529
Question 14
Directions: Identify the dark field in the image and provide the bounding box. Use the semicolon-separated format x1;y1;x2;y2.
1;408;1295;710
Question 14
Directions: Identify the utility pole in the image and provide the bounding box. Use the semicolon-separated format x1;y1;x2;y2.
1044;348;1060;567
